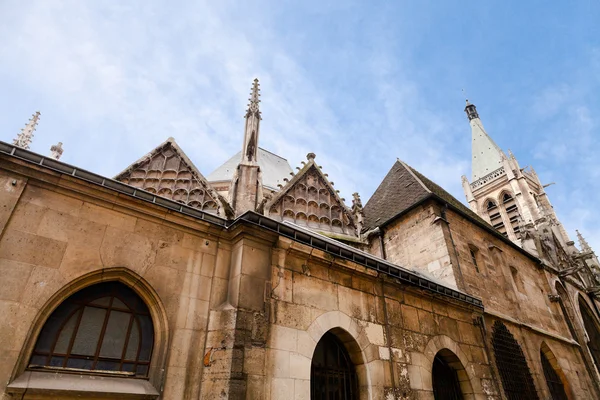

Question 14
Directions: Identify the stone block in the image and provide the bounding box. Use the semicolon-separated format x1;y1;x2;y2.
402;304;420;332
21;265;66;309
271;377;294;400
134;218;184;245
79;202;136;231
0;229;67;268
270;324;298;352
241;243;271;279
100;226;157;275
243;347;266;375
238;274;266;311
273;301;314;330
58;243;103;281
364;322;385;346
21;185;82;216
0;259;33;302
292;273;337;311
289;353;311;380
297;330;317;359
5;200;45;235
268;349;290;378
294;379;310;400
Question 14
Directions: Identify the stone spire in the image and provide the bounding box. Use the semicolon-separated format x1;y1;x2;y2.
241;78;261;164
465;100;505;181
50;142;64;160
577;230;593;253
351;192;365;235
13;111;40;150
230;79;264;217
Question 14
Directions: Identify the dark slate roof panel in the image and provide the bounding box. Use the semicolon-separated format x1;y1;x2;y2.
407;166;491;227
363;161;430;229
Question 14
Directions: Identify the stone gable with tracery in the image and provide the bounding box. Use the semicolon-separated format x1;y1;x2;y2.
114;138;229;217
265;153;357;237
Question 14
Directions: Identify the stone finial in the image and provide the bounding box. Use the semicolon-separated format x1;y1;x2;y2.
306;152;316;161
50;142;64;160
352;192;363;211
461;175;469;183
245;78;261;119
13;111;40;150
577;230;593;253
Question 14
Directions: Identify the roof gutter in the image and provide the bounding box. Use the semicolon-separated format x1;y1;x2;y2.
0;141;484;308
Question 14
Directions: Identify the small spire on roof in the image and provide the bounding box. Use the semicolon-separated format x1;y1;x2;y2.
577;230;593;253
245;78;261;119
307;152;316;161
50;142;64;160
13;111;40;150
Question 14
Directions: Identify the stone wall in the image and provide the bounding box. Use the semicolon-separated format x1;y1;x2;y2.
0;164;225;399
370;202;458;290
267;237;496;399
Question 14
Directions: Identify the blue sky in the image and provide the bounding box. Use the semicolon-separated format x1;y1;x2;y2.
1;1;599;250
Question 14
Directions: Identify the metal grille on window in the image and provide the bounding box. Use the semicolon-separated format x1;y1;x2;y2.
491;321;539;400
579;296;600;372
29;281;154;377
432;354;463;400
311;331;358;400
540;349;568;400
487;200;507;237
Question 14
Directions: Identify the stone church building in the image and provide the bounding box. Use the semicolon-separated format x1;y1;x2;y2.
1;80;600;399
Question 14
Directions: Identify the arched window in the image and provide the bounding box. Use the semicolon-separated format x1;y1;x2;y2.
29;281;154;377
578;296;600;372
510;266;526;294
491;321;539;399
432;349;469;400
311;331;358;400
468;245;480;273
501;192;521;236
486;200;507;237
540;343;569;400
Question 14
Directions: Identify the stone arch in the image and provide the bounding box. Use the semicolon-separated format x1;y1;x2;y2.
12;267;169;389
576;292;600;374
305;311;378;400
498;190;514;204
554;281;579;340
422;335;476;399
540;341;573;399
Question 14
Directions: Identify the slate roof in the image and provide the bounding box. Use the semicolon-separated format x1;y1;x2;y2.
206;147;293;190
363;160;490;230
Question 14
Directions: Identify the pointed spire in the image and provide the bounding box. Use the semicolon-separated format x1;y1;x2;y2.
50;142;64;160
245;78;261;119
466;100;505;181
13;111;40;150
241;79;262;164
577;230;593;253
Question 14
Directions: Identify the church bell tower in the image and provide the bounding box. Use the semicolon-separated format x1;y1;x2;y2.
460;100;571;246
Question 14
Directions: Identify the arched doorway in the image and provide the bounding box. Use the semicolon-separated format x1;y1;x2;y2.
311;331;358;400
432;349;466;400
540;343;570;400
578;296;600;372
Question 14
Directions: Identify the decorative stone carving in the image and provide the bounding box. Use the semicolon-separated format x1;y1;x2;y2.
50;142;64;160
13;111;40;150
265;152;357;236
114;138;229;216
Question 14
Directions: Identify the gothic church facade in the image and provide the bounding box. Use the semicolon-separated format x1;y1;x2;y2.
1;81;600;399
